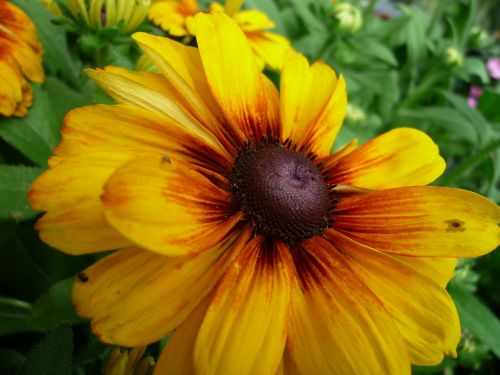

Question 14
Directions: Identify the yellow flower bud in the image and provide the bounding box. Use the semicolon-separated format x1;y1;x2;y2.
444;46;463;67
105;347;155;375
332;3;363;34
346;103;366;124
68;0;151;34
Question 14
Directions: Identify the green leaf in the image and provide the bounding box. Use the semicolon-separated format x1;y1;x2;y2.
439;138;500;186
449;284;500;358
288;0;326;32
44;76;95;121
400;6;427;70
0;296;33;336
440;90;492;146
13;0;81;87
0;165;43;221
28;278;83;331
478;89;500;123
0;85;59;166
397;107;477;144
458;57;490;84
350;37;398;66
21;324;73;375
294;32;330;59
0;349;26;374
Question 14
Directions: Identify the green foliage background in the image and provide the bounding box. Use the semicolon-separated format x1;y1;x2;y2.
0;0;499;373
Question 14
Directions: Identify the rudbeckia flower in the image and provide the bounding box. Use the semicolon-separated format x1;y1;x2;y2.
0;0;44;117
149;0;290;70
30;13;500;375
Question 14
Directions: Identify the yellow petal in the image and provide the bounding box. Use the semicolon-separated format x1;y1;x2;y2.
0;1;44;83
287;236;410;374
332;186;500;257
0;60;23;116
329;230;460;365
29;152;134;254
327;128;445;189
233;9;275;31
194;237;292;375
102;155;241;256
56;103;232;172
194;12;280;142
392;255;457;288
247;32;290;71
131;32;238;154
86;66;222;150
73;228;249;346
155;296;211;375
280;50;347;156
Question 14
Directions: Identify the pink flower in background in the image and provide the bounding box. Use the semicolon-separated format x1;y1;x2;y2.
468;85;483;108
487;58;500;79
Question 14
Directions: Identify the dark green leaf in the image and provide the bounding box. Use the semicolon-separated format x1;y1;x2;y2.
0;86;59;166
21;324;73;375
0;165;43;221
44;77;95;121
28;278;83;331
478;89;500;123
0;296;33;336
449;284;500;358
0;349;26;374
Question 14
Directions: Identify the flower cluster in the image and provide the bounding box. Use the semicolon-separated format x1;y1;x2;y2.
149;0;290;70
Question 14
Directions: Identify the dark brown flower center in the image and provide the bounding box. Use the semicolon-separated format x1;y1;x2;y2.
230;139;331;243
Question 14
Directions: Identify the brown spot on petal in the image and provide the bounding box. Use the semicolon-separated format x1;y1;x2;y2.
78;272;89;282
444;219;466;232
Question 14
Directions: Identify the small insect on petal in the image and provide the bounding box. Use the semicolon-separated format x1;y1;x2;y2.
78;272;89;282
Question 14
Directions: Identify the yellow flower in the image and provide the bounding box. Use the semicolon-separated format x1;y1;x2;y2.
105;347;154;375
149;0;290;70
68;0;151;34
0;0;44;117
30;13;500;374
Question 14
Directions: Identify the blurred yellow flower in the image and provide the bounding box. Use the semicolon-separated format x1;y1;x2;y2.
68;0;151;34
149;0;290;70
105;347;154;375
0;0;44;117
30;13;500;374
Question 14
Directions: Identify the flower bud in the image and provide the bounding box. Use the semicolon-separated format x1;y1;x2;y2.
105;347;154;375
332;3;363;34
346;103;366;124
444;47;463;67
68;0;151;34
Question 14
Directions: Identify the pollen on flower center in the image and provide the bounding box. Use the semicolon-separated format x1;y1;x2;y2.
230;138;331;243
